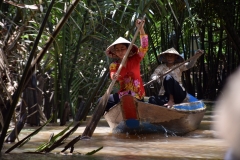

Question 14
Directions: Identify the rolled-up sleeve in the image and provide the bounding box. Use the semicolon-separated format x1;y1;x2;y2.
150;65;163;83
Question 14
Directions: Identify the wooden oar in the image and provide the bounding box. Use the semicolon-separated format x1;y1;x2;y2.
144;53;201;86
81;16;146;138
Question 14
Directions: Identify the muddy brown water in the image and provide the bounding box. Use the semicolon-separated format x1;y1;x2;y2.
1;104;228;160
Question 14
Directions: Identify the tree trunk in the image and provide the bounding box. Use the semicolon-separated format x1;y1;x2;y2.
74;96;85;122
60;101;70;126
26;74;40;126
5;113;27;142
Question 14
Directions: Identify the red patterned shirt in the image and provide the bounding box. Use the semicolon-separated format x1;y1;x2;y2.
109;35;148;100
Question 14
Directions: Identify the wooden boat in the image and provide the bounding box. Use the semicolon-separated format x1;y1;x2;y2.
104;94;206;135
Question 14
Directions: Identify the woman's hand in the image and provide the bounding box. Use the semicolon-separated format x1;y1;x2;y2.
136;19;145;28
151;75;158;80
112;73;120;80
136;19;145;35
195;49;204;57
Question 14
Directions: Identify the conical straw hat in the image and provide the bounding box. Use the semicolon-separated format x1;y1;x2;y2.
105;37;138;58
158;47;184;63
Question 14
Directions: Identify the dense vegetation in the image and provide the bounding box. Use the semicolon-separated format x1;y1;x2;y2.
0;0;239;152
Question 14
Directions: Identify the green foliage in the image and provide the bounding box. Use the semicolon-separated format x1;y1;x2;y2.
1;0;240;150
5;116;53;153
36;122;73;152
85;146;103;155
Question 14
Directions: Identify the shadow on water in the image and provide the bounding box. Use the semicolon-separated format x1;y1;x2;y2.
1;102;228;160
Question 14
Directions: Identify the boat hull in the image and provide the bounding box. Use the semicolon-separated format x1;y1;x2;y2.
104;94;206;135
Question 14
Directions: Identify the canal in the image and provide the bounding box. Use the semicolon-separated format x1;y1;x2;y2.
1;103;228;160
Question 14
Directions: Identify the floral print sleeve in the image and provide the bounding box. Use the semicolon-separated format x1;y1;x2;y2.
138;34;148;59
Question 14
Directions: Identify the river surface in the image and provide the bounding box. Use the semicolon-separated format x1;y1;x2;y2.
1;103;228;160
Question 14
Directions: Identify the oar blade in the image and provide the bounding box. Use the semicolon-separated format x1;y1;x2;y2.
81;92;109;137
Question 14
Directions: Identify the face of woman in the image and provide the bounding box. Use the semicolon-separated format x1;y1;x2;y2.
114;44;128;59
165;53;177;64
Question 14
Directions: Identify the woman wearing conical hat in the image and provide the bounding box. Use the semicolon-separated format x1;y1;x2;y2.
148;47;204;108
104;19;148;112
